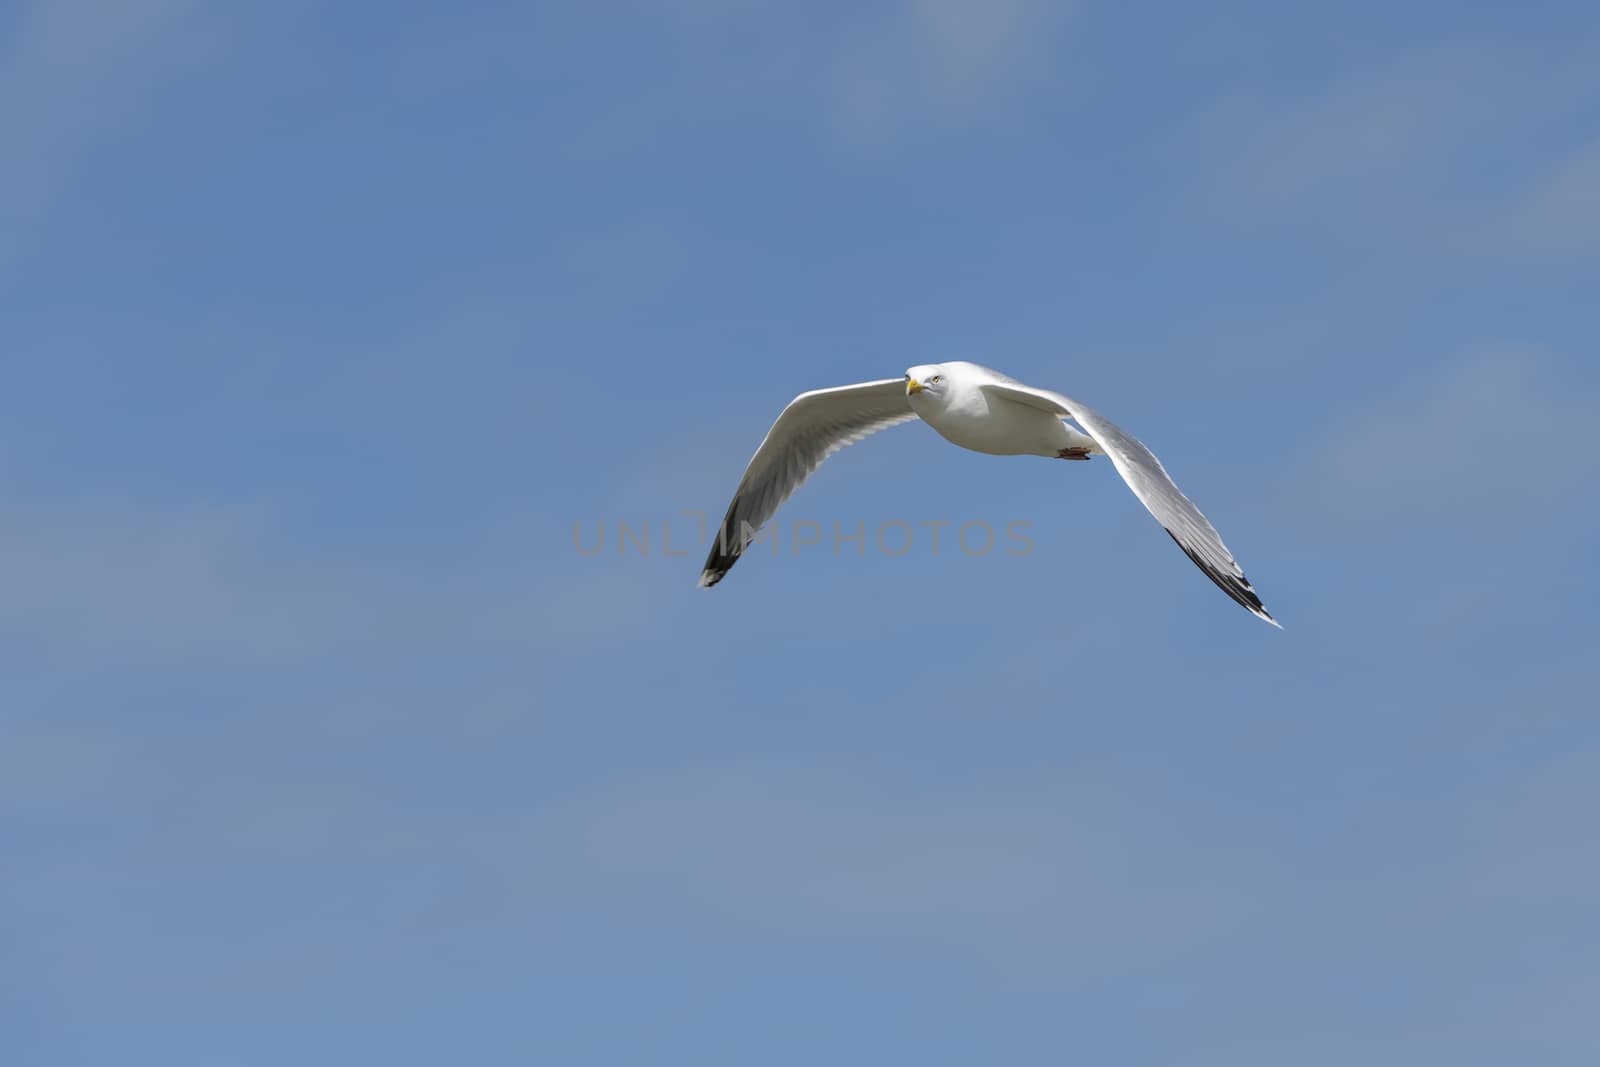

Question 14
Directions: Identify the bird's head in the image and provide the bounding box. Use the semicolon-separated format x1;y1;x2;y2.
903;363;953;406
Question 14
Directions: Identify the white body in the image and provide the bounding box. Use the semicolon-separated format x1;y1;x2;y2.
907;367;1097;457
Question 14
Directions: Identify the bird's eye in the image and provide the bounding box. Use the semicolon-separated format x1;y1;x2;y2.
929;375;942;384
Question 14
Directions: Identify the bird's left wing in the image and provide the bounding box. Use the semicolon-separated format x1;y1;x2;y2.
699;379;917;588
980;378;1280;627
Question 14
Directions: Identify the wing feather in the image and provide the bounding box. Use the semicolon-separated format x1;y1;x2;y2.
979;377;1280;627
699;379;917;588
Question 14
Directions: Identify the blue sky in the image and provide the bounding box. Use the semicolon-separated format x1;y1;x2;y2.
4;1;1599;1063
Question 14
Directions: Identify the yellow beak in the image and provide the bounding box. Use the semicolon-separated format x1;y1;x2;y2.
906;377;923;395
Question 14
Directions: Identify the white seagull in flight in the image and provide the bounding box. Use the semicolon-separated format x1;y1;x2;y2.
699;361;1280;627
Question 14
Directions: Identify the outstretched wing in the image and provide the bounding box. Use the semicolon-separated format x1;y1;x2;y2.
980;378;1280;627
699;379;918;588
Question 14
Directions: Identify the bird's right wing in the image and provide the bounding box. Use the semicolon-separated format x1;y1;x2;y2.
699;379;917;588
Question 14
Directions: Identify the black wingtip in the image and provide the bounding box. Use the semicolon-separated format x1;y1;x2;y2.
1164;529;1280;628
697;525;741;589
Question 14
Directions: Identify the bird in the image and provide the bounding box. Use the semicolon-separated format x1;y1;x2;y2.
698;361;1279;627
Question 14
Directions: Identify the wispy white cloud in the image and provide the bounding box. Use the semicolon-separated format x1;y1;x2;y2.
1203;47;1507;223
0;482;647;663
832;0;1071;139
0;0;205;218
1474;136;1600;264
1193;38;1600;264
532;762;1270;950
0;491;315;657
1286;341;1595;543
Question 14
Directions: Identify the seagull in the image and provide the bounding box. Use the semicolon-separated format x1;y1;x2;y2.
699;361;1280;627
